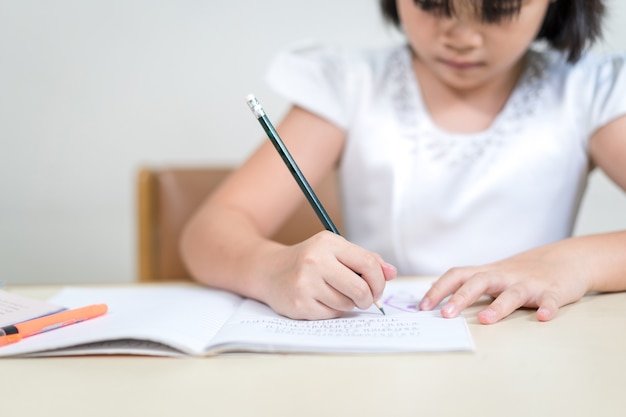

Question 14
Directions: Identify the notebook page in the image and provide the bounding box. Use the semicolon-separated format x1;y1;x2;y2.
0;290;64;327
209;280;474;353
0;285;243;357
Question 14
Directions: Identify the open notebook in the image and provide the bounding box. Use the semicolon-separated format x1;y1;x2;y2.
0;290;64;327
0;281;474;357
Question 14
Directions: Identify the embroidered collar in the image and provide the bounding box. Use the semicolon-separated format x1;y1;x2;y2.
390;44;549;166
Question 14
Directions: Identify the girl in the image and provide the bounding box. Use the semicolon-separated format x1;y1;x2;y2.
180;0;626;323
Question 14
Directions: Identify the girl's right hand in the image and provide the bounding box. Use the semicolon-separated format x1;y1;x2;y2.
259;231;396;320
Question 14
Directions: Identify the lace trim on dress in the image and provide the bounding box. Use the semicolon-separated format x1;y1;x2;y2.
390;45;549;166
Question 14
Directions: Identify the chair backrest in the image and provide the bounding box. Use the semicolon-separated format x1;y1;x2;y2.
136;167;342;282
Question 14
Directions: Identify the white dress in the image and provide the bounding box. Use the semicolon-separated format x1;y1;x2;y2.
266;43;626;275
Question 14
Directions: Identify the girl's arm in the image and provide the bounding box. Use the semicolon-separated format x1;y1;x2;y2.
180;105;395;320
420;114;626;324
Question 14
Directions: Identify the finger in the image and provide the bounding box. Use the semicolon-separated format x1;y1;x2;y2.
324;269;375;311
420;267;477;311
477;285;530;324
439;272;495;318
277;295;343;321
275;273;349;320
536;291;560;322
296;302;343;321
334;247;387;303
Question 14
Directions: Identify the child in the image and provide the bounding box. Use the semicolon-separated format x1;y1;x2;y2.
180;0;626;323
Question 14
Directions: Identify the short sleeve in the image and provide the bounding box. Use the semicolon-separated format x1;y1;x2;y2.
588;53;626;135
265;43;350;130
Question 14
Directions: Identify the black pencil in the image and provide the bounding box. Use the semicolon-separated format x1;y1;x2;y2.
246;94;385;315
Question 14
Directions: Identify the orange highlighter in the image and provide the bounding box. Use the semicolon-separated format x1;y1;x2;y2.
0;304;108;347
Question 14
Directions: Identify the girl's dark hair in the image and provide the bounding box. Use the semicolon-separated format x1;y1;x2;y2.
379;0;606;63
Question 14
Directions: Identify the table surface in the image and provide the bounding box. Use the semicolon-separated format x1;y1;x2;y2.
2;278;625;417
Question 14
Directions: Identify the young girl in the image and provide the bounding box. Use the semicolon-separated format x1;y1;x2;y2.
180;0;626;324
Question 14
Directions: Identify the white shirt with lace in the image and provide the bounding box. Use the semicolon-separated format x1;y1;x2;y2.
266;43;626;275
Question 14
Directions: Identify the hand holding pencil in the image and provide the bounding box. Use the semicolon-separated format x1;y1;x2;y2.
246;95;395;317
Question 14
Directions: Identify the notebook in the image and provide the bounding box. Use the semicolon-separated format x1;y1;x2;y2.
0;280;474;357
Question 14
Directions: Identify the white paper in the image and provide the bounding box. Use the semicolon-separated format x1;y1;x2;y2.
209;281;473;353
0;290;64;327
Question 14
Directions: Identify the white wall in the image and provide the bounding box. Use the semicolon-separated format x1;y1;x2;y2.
1;0;624;285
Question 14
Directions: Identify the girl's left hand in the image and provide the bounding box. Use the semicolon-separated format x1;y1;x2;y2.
418;242;594;324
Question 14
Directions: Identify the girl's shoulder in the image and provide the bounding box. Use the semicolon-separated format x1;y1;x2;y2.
533;46;626;90
529;47;626;137
265;42;410;129
267;41;408;82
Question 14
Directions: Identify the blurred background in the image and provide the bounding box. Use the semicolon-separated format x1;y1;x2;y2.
1;0;625;285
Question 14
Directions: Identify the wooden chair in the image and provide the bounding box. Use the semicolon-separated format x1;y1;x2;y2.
136;166;342;282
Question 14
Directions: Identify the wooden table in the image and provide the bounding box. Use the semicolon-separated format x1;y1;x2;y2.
1;279;624;417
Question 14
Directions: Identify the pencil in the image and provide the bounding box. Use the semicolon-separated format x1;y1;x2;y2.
246;94;385;315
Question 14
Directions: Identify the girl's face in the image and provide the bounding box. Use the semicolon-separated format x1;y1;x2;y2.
397;0;552;92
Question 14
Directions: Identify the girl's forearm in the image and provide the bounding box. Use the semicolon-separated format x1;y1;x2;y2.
581;230;626;293
179;203;284;302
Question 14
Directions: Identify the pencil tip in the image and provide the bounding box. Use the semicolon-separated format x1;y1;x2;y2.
374;300;385;315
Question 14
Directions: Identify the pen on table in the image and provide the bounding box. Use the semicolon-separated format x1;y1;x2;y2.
246;94;385;315
0;303;108;347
